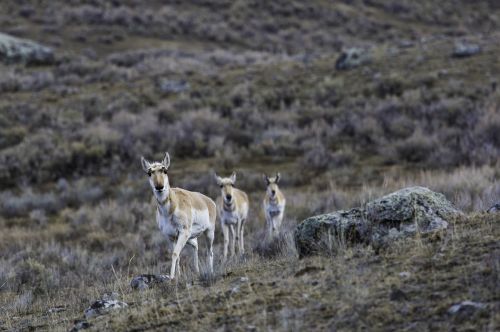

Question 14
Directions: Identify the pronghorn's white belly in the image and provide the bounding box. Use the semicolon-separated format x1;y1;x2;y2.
157;208;210;239
190;208;210;239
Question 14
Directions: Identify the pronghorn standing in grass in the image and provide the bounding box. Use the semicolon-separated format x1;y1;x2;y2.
215;172;249;261
263;173;286;238
141;152;216;279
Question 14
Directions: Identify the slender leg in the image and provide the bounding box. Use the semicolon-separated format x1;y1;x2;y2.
229;224;236;258
222;222;229;263
236;220;242;255
205;227;214;273
240;220;245;255
187;238;199;275
170;231;189;279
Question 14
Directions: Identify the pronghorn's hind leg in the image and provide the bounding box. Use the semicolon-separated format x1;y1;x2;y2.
238;219;245;255
187;238;200;274
204;227;214;274
221;222;229;263
236;220;242;255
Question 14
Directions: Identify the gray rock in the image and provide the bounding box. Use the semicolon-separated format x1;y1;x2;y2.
366;186;461;244
335;48;371;70
452;42;481;58
84;299;128;318
158;79;190;95
0;33;54;65
295;187;462;257
487;203;500;213
130;274;170;290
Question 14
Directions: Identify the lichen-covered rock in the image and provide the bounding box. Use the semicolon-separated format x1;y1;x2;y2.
366;186;461;234
294;208;370;258
295;187;462;257
130;274;170;290
0;33;54;65
335;48;371;70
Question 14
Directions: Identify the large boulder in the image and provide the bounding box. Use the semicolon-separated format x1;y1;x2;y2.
0;33;54;65
295;187;463;257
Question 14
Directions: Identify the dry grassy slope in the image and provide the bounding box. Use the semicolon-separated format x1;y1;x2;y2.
38;213;497;332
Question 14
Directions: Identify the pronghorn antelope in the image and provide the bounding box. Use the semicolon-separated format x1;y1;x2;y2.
215;172;249;261
141;152;216;279
263;173;286;238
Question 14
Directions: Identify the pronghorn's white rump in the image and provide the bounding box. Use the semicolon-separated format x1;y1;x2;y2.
263;173;286;238
141;152;216;279
215;172;249;261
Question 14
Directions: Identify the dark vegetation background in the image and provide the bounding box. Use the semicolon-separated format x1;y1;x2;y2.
0;1;499;331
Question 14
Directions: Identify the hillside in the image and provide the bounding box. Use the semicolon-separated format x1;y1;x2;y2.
0;1;499;331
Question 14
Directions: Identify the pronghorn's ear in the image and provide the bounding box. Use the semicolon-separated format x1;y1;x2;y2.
141;156;151;172
263;174;270;185
230;171;237;184
214;173;222;186
275;172;281;184
162;152;170;170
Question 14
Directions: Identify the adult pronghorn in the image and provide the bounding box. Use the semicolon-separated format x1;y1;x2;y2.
141;152;216;279
263;173;286;238
215;172;249;261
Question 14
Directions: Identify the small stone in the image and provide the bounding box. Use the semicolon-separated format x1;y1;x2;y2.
335;48;371;70
452;42;481;58
130;274;170;291
487;203;500;213
389;288;408;301
158;79;190;95
399;272;411;278
69;319;91;332
84;299;128;318
448;301;487;320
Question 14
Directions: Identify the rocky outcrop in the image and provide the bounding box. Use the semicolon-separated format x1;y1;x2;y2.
335;48;371;70
0;33;54;65
295;187;463;257
130;274;170;290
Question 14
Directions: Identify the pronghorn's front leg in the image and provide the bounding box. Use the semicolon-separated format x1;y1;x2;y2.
229;224;236;258
236;220;242;254
170;231;190;279
221;223;229;262
187;238;200;274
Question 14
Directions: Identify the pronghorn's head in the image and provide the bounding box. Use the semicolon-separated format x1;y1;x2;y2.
264;173;281;199
141;152;171;201
215;172;237;204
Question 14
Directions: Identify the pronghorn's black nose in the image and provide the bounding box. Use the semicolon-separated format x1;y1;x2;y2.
226;194;232;200
271;190;276;195
155;185;164;191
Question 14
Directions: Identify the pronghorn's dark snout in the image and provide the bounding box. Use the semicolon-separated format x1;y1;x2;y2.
155;185;164;191
271;190;276;195
226;194;232;200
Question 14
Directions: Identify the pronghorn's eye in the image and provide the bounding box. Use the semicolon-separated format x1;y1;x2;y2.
162;168;167;174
